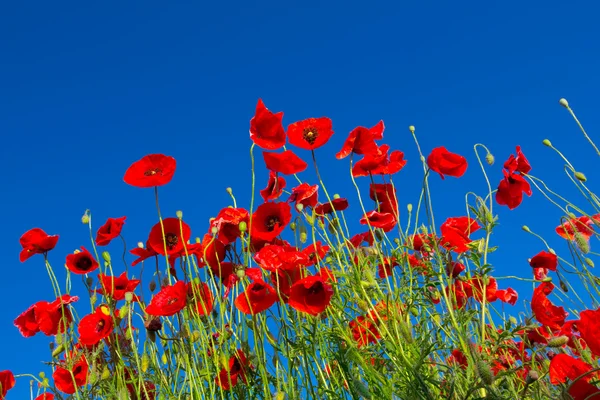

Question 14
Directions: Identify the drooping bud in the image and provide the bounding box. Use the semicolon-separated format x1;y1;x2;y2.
476;360;494;385
575;171;587;182
149;280;157;292
574;232;591;254
526;370;539;385
226;187;233;195
547;335;569;348
485;152;495;166
559;279;568;293
542;139;552;147
559;98;569;108
289;222;296;231
299;232;308;244
119;306;129;319
138;242;144;248
81;210;90;224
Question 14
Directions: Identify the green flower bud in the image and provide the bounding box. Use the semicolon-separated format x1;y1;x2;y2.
51;344;65;358
299;232;308;244
542;139;552;147
289;222;296;231
509;316;518;326
211;226;218;235
542;276;553;282
81;212;90;225
119;306;129;319
575;171;587;182
296;203;304;212
124;292;134;303
547;335;569;348
176;210;183;219
39;372;46;379
585;258;594;268
333;193;341;199
101;251;111;263
574;232;590;254
522;225;531;233
409;125;415;134
476;360;494;385
226;187;233;194
101;366;111;380
141;355;150;373
407;203;413;213
138;242;144;248
236;268;246;279
485;153;495;166
559;98;569;108
238;221;247;232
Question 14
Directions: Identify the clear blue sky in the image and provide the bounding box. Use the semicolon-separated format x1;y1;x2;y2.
2;1;600;397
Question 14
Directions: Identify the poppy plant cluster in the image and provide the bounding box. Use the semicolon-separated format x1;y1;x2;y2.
6;99;600;399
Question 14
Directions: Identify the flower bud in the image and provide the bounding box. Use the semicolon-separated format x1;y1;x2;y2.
176;210;183;219
161;353;168;365
238;221;247;232
547;335;569;348
119;306;129;319
101;367;111;380
585;258;594;268
141;355;150;373
211;226;218;235
101;251;111;263
296;203;304;212
542;139;552;147
81;211;90;224
526;370;539;384
226;187;233;194
124;292;134;303
149;280;157;292
145;317;162;332
39;372;46;379
407;203;413;213
542;276;553;282
289;222;296;231
522;225;531;233
299;232;308;244
559;279;568;293
509;316;518;326
86;276;93;287
420;155;425;163
476;360;494;385
575;171;587;182
574;232;590;254
138;242;144;248
485;153;495;166
559;98;569;108
236;267;246;279
409;125;415;134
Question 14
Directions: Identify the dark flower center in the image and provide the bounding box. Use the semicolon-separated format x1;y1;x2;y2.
144;168;163;176
251;283;265;293
77;257;93;271
302;127;319;144
265;216;281;231
308;281;324;295
96;319;105;332
165;233;179;250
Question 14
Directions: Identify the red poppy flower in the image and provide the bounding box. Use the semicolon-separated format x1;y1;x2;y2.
302;241;330;266
249;99;286;150
130;241;158;266
53;355;88;394
360;211;397;232
577;308;600;357
495;288;518;305
201;234;227;271
426;147;468;179
145;281;188;316
349;315;381;348
556;215;596;241
167;242;204;269
446;261;466;278
209;208;250;245
0;371;15;399
370;183;398;216
529;251;558;271
336;120;384;159
78;305;114;346
495;170;532;210
469;276;498;303
378;257;399;278
271;268;302;302
352;145;407;177
288;183;319;209
503;145;531;175
287;117;334;150
288;275;333;316
14;294;79;337
550;354;600;400
234;280;278;314
531;282;567;329
263;150;307;175
260;171;286;201
317;267;336;283
65;246;99;275
440;217;481;253
447;349;468;369
254;244;309;271
446;280;473;309
251;202;292;242
123;154;177;188
315;198;349;215
188;281;214;316
97;272;140;302
406;233;437;252
148;218;192;256
34;394;54;400
348;231;375;248
216;349;250;390
19;228;59;262
95;216;127;246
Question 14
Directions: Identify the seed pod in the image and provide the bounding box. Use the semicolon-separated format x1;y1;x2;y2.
547;336;569;348
575;171;587;182
476;360;494;385
238;221;247;232
526;370;539;384
574;232;590;254
149;280;157;292
176;210;183;219
101;251;111;263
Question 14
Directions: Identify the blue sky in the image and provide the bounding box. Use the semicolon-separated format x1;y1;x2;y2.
2;1;600;397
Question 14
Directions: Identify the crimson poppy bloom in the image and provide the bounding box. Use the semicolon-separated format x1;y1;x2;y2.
260;171;286;201
209;208;250;245
234;280;278;314
254;244;309;271
287;117;334;150
216;349;250;390
336;120;384;159
348;231;375;248
130;241;159;266
19;228;59;262
447;349;468;369
360;211;397;232
145;281;188;316
251;202;292;242
53;356;88;394
188;281;214;316
271;268;303;302
124;154;177;188
503;145;531;175
469;276;498;303
440;217;481;253
406;233;437;252
288;183;319;209
97;272;140;301
263;150;307;175
288;275;333;316
302;241;330;266
577;308;600;357
95;216;127;246
14;294;79;337
529;251;558;271
549;354;599;399
148;218;192;256
201;234;226;271
446;261;466;278
349;315;381;348
556;215;596;241
65;246;99;275
352;145;406;177
378;257;399;278
531;282;567;329
317;267;336;283
78;305;114;346
426;147;468;179
495;288;518;305
495;170;532;210
370;183;398;216
249;99;286;150
0;371;15;399
315;198;349;215
34;394;55;400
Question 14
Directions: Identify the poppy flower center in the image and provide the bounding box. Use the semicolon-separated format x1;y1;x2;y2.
302;127;319;144
144;168;163;176
77;257;93;271
96;319;105;331
308;281;324;295
165;233;179;250
167;297;180;305
265;216;281;231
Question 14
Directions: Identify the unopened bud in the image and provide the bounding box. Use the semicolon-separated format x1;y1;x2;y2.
420;155;425;163
81;211;90;224
585;258;594;268
289;222;296;231
559;98;569;108
176;210;183;219
85;277;93;287
409;125;415;134
145;317;162;332
51;344;65;358
522;225;531;233
101;251;111;263
138;242;144;248
238;221;247;232
509;316;518;326
119;306;129;319
575;171;587;182
141;355;150;373
149;280;157;292
559;279;569;293
542;276;553;282
407;203;413;213
547;335;569;348
226;187;233;194
476;360;494;385
101;367;111;380
574;232;590;254
299;232;308;244
485;153;495;166
235;268;246;279
211;226;218;235
333;193;341;199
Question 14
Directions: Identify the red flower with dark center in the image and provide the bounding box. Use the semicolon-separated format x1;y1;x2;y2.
251;202;292;242
145;281;188;316
260;171;286;201
130;241;158;266
440;217;481;253
249;99;286;150
529;251;558;271
263;150;308;175
234;280;278;315
53;355;88;394
370;183;398;216
531;282;567;329
315;198;349;215
65;246;99;275
426;147;468;179
495;170;532;210
78;305;114;346
556;215;596;241
97;272;140;301
495;288;518;305
287;117;334;150
209;208;249;245
216;349;250;390
577;308;600;358
188;281;214;316
288;183;319;209
336;120;384;159
148;218;192;256
360;211;397;232
95;216;127;246
503;145;531;175
549;353;597;386
124;154;177;188
19;228;59;262
302;241;330;266
288;275;333;316
0;371;15;399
